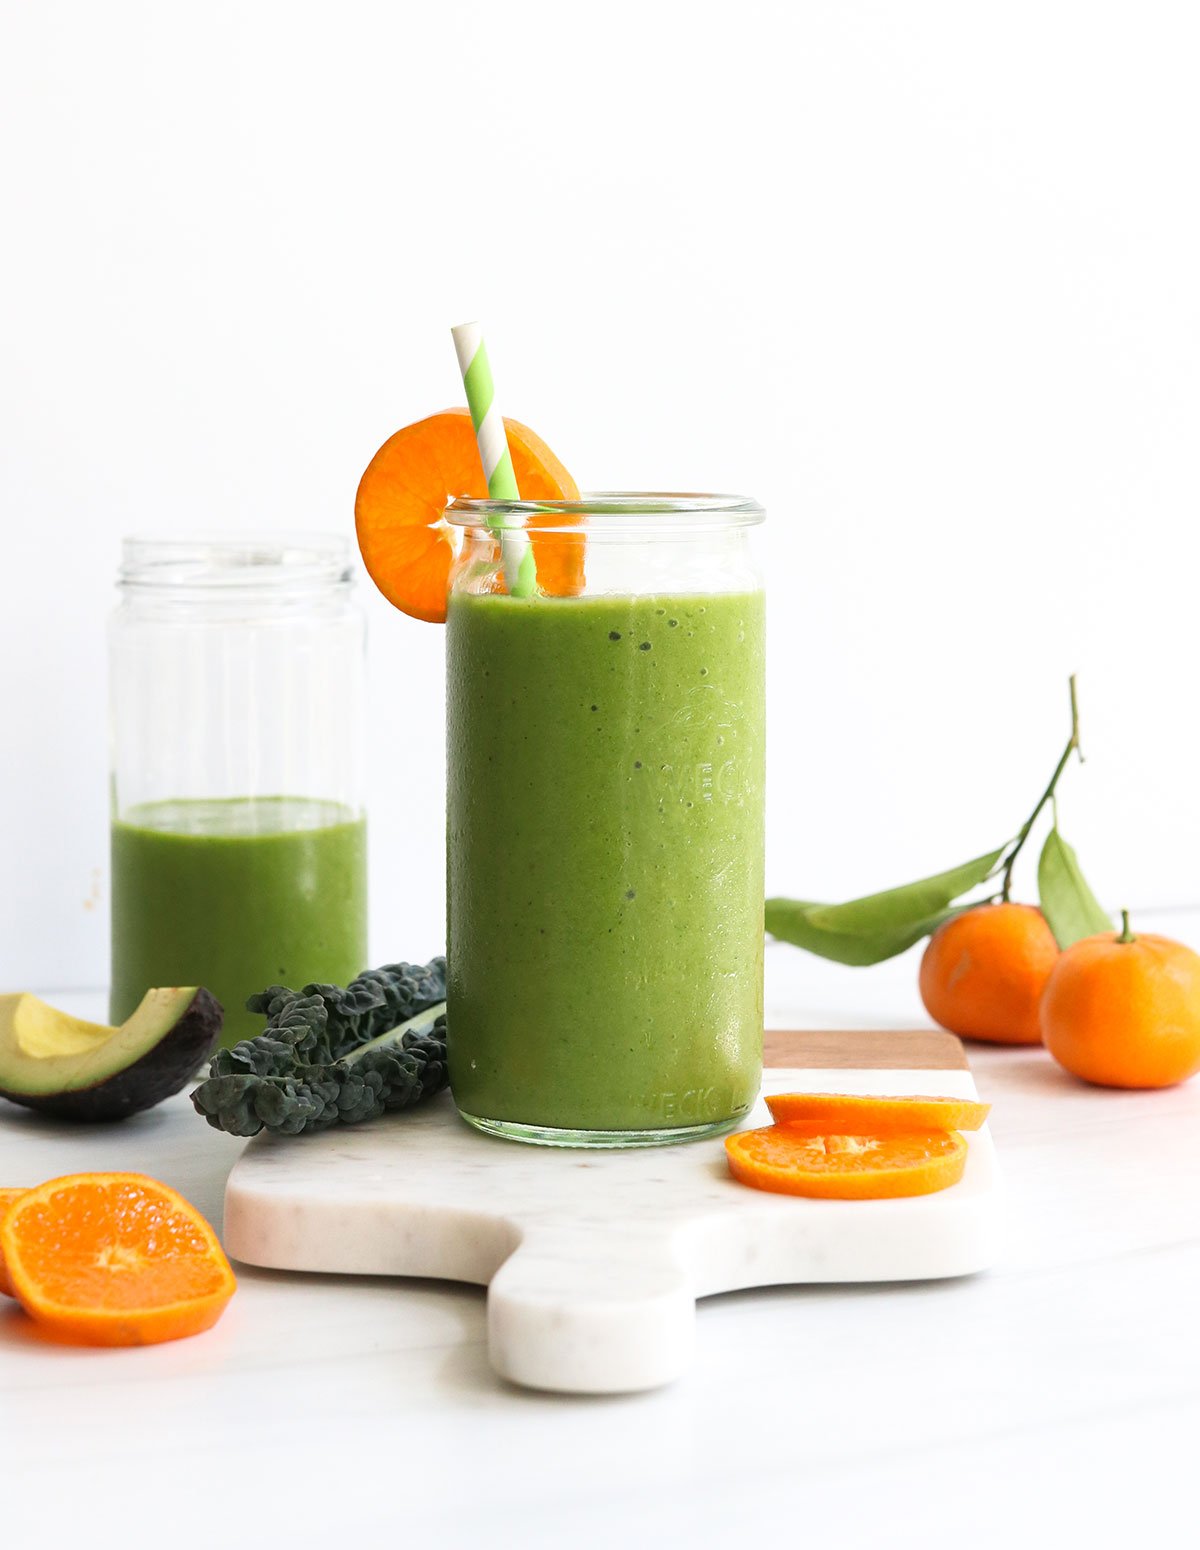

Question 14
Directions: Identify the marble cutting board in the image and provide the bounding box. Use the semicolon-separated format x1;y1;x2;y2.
224;1028;1002;1394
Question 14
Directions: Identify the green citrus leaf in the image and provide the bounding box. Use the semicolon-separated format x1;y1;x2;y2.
1037;827;1111;948
765;899;961;965
801;846;1006;936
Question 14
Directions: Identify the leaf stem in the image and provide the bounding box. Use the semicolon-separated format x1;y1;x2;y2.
341;1002;447;1065
999;675;1082;902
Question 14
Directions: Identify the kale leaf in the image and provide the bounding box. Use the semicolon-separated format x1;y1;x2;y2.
191;958;448;1138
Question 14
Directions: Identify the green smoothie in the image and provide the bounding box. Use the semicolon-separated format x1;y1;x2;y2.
110;797;367;1046
446;589;765;1139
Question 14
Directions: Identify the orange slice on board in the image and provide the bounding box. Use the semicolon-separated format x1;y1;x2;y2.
725;1125;968;1200
1;1173;236;1345
766;1093;990;1132
355;407;582;623
0;1187;27;1297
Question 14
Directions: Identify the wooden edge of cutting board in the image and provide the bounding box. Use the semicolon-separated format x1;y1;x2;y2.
763;1028;968;1070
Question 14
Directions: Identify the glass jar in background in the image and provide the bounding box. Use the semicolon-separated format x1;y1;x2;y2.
445;495;766;1147
109;535;367;1046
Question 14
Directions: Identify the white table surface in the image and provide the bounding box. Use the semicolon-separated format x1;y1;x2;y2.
3;919;1199;1549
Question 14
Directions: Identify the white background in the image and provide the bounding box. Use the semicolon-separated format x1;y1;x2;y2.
2;0;1198;990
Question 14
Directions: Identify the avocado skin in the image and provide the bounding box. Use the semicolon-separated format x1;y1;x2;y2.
0;988;224;1123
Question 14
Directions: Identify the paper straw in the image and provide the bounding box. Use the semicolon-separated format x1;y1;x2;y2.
451;322;536;597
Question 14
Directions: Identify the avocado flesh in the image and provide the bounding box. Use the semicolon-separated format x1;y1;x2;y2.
11;998;124;1061
0;987;223;1121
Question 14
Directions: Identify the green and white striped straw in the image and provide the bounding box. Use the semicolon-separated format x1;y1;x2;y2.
451;321;536;597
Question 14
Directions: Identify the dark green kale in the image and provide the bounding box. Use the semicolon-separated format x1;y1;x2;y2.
191;959;448;1138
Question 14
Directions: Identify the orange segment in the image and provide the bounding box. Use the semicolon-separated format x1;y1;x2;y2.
766;1092;990;1132
0;1187;27;1297
725;1125;968;1199
1;1173;236;1345
355;407;581;623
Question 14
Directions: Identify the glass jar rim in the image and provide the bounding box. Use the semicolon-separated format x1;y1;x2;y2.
445;491;765;533
119;533;353;589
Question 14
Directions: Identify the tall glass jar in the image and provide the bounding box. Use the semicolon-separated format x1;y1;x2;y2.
445;495;766;1147
109;535;367;1047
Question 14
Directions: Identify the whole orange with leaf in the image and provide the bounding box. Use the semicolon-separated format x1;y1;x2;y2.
1040;914;1200;1088
767;679;1103;1039
918;902;1059;1045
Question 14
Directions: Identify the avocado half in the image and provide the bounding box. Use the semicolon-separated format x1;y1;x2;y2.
0;987;223;1122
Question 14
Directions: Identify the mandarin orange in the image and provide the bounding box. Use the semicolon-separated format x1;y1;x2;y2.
2;1173;236;1345
919;902;1059;1045
355;408;580;623
766;1092;990;1132
0;1187;26;1297
725;1124;968;1199
1041;915;1200;1088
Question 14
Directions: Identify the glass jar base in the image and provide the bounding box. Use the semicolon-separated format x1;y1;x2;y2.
454;1107;749;1150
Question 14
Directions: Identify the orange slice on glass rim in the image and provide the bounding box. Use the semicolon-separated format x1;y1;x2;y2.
725;1124;968;1200
765;1092;990;1132
354;407;581;623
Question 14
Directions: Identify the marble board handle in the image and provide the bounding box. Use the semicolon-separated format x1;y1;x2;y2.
488;1225;694;1394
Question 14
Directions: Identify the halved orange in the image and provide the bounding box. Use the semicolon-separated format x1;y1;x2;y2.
1;1173;236;1345
355;407;581;623
725;1124;968;1199
765;1092;990;1133
0;1187;27;1297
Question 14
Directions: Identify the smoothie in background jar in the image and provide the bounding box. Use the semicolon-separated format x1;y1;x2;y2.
445;495;766;1146
108;536;368;1046
110;796;366;1046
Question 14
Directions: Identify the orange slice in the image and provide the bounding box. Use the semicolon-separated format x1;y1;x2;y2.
355;407;581;623
1;1173;236;1345
0;1187;27;1297
725;1124;968;1199
766;1092;990;1132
